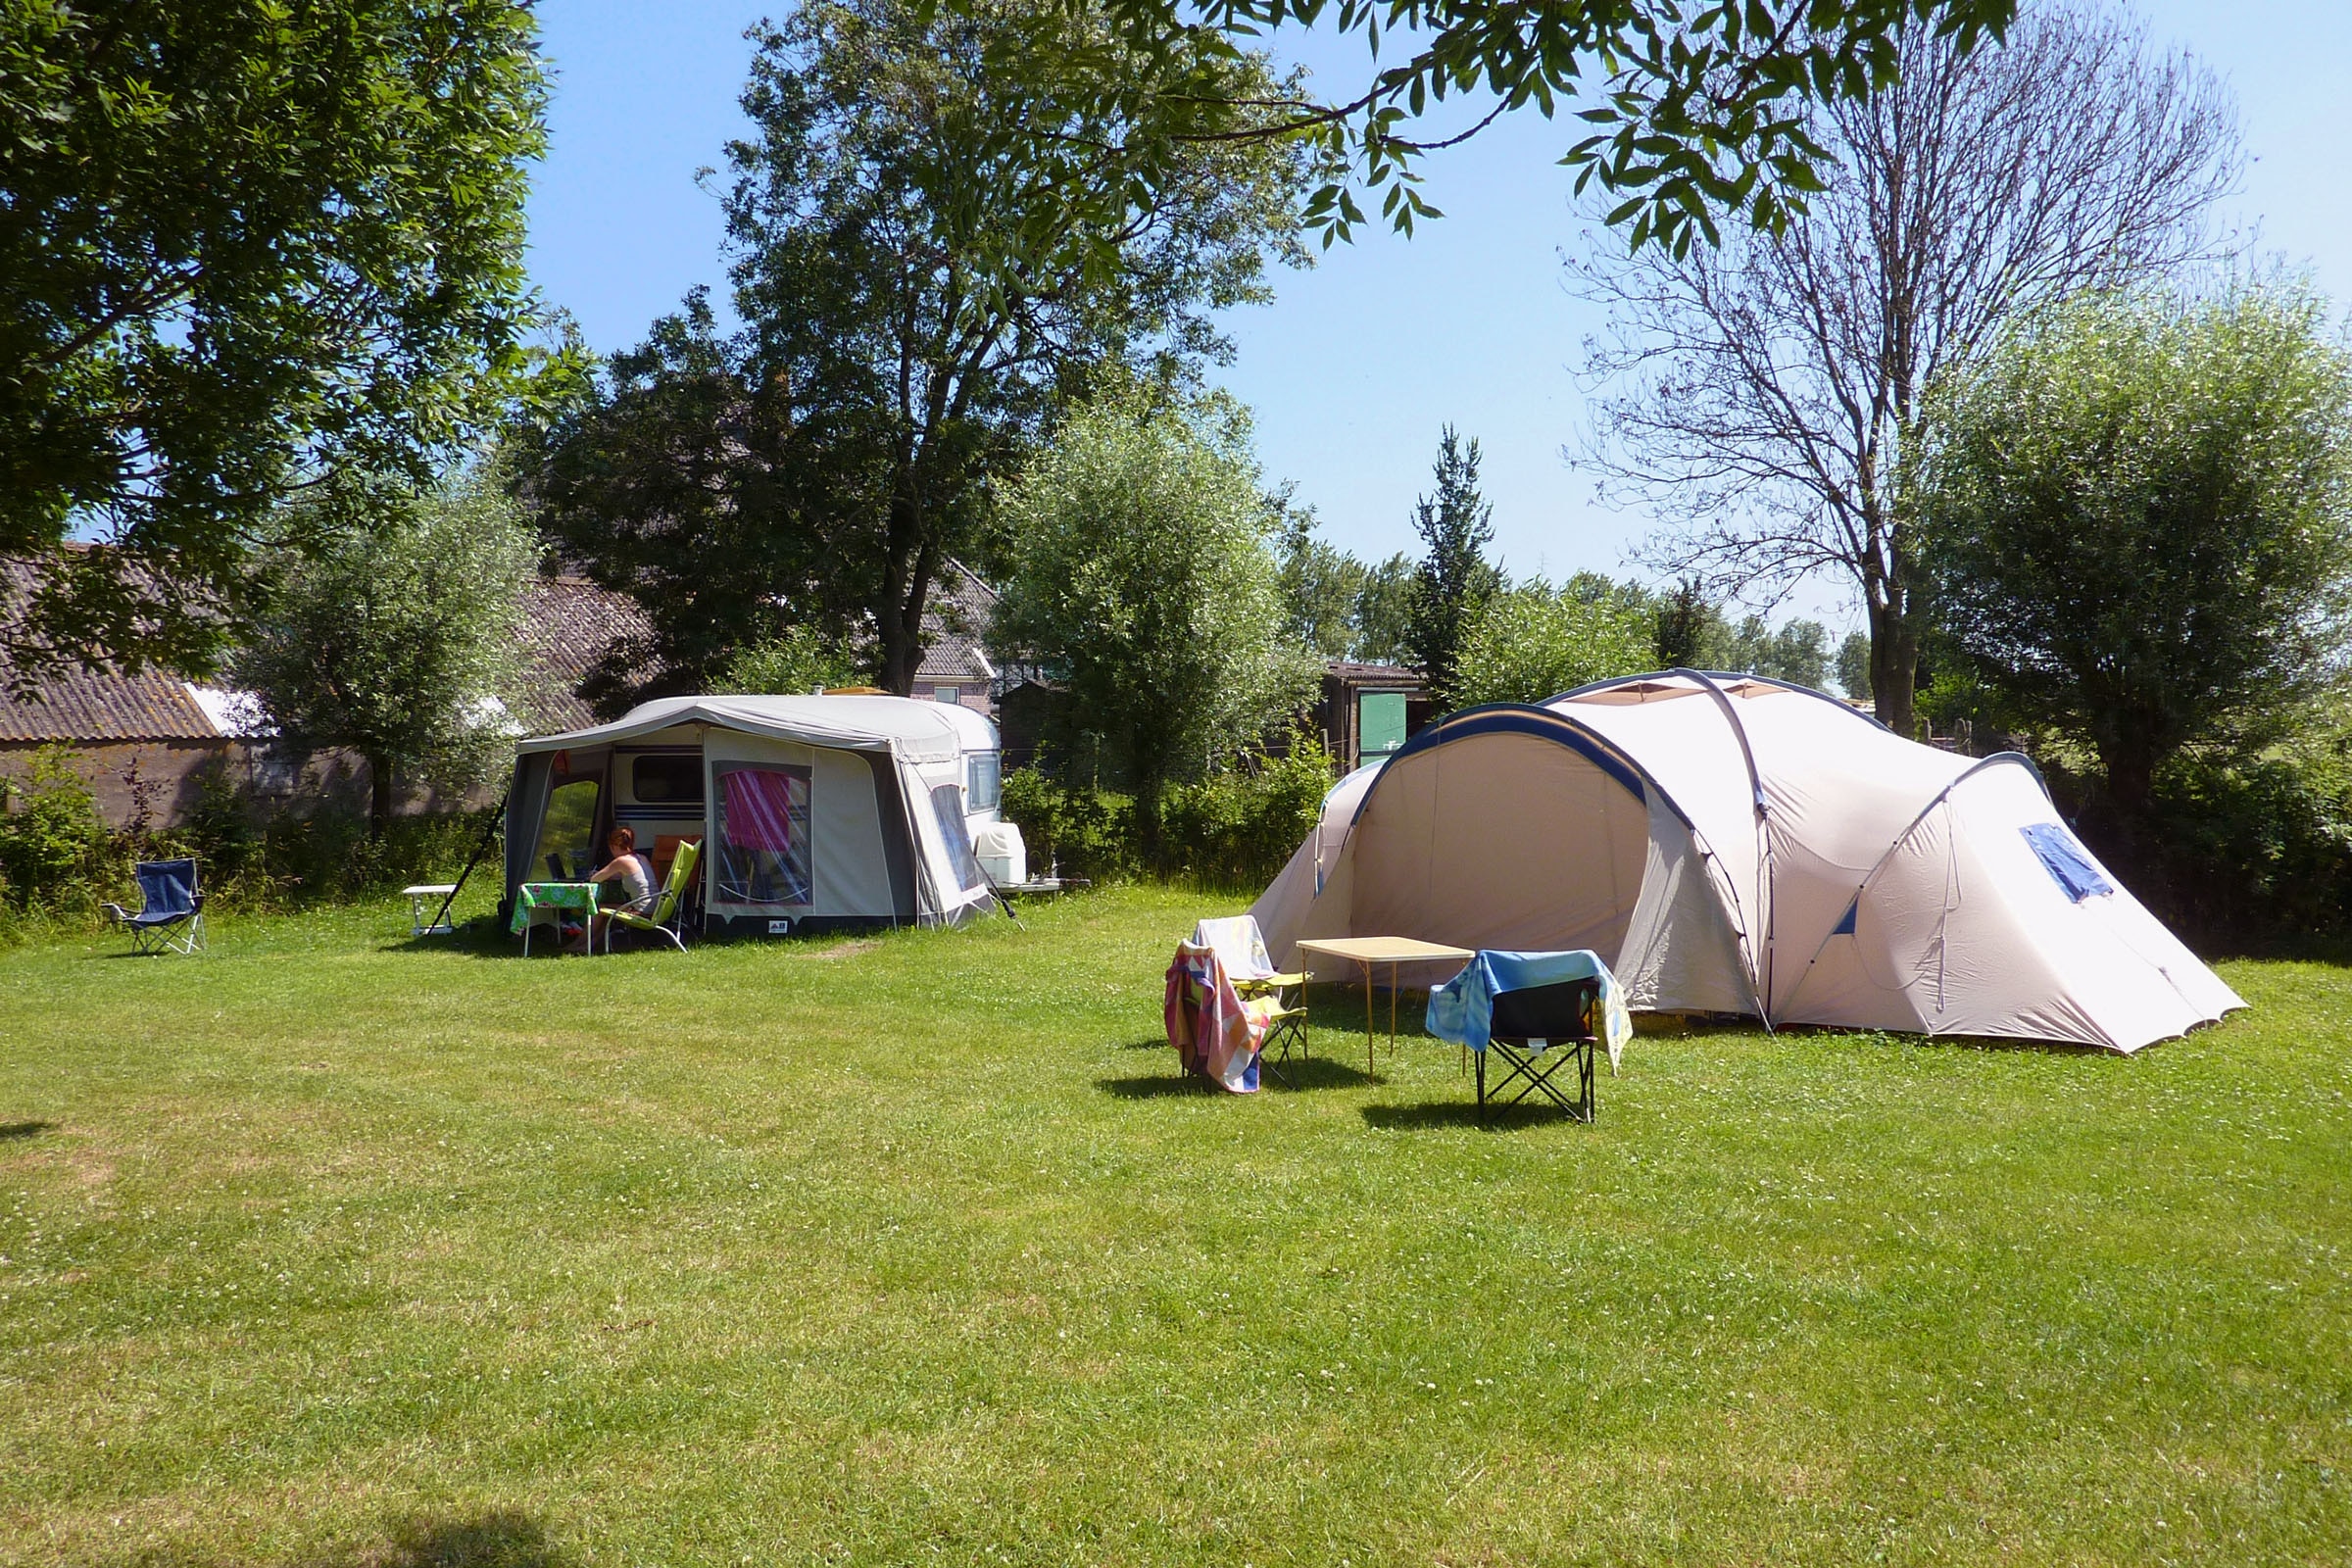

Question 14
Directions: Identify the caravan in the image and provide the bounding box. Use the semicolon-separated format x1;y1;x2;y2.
503;695;1008;938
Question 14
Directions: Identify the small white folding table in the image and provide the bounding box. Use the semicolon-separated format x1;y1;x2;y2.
403;883;459;938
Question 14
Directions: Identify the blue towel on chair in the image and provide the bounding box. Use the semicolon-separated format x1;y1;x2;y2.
1425;949;1631;1072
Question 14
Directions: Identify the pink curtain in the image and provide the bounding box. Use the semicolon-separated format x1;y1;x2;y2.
722;768;798;853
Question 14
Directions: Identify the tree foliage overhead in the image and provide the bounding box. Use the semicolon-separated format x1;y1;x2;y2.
523;0;1319;704
514;298;856;712
991;385;1318;840
234;472;540;838
1;0;547;680
1024;0;2020;255
1581;0;2237;736
1920;284;2352;813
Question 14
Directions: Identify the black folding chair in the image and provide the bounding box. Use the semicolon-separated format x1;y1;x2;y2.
1477;977;1597;1122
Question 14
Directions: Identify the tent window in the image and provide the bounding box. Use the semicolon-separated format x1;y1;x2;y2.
2022;823;2113;902
966;751;1002;811
535;777;600;881
714;764;812;906
930;783;986;891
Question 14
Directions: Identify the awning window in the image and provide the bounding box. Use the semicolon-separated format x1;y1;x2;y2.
930;783;986;891
715;764;812;906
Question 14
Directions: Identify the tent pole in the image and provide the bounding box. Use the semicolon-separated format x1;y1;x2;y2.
429;788;509;935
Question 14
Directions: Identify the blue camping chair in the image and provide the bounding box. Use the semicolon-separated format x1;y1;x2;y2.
102;858;206;955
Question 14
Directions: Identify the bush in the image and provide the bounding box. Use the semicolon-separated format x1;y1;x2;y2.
1157;735;1333;888
713;626;862;695
1001;734;1334;890
999;766;1140;883
0;748;111;915
0;746;505;925
2059;731;2352;951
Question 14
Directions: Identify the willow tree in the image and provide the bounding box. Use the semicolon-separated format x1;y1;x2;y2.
1920;285;2352;817
993;386;1317;850
236;475;537;838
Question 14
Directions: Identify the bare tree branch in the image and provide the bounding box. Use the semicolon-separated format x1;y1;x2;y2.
1570;0;2239;735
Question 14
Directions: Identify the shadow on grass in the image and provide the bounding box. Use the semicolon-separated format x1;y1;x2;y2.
1104;1048;1377;1093
372;1511;571;1568
1097;1073;1209;1099
383;919;533;960
0;1120;55;1140
86;1509;567;1568
1361;1100;1594;1132
1267;1054;1377;1091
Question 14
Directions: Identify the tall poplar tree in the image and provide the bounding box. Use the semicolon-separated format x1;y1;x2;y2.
1405;427;1501;705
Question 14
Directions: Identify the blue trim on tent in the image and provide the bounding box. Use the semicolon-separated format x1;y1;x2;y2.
1351;704;1654;835
1832;898;1857;935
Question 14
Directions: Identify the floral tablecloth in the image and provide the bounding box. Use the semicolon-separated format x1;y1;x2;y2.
510;881;600;936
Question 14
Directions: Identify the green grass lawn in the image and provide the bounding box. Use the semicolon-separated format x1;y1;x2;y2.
1;885;2347;1566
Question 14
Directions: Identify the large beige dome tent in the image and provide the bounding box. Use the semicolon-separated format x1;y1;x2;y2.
1251;671;2242;1052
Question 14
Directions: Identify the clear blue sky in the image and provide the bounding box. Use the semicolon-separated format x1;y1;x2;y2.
525;1;2352;630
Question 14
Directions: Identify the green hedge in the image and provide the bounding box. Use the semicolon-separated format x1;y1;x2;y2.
998;766;1141;884
0;746;501;933
1002;734;1334;891
2059;741;2352;953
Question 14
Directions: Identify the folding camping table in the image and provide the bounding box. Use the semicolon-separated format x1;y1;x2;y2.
1294;937;1476;1074
511;881;601;956
404;883;459;937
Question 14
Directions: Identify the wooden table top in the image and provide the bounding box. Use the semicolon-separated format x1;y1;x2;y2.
1294;936;1476;963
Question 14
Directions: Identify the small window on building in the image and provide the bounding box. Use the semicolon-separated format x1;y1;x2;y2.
630;754;704;806
934;685;960;706
966;751;1003;811
930;782;986;891
713;764;812;906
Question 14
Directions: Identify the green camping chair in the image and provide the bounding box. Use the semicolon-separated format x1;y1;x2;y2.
604;839;701;954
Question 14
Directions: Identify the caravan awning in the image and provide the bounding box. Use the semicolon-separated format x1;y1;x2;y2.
515;695;970;764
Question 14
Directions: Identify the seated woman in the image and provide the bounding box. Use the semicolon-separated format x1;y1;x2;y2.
566;827;656;954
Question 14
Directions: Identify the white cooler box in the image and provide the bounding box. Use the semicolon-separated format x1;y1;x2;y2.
973;820;1026;886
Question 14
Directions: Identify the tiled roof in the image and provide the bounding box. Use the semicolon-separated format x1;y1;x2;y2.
514;576;655;729
0;554;217;742
916;561;999;684
0;662;217;743
3;556;650;744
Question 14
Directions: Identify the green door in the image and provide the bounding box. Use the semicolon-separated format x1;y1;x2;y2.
1358;690;1407;765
